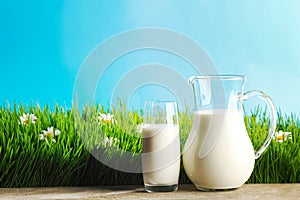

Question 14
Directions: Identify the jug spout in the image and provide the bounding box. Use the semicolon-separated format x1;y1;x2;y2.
188;75;215;111
188;76;197;86
188;76;201;109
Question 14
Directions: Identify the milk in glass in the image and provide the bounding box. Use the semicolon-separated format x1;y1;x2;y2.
142;124;180;186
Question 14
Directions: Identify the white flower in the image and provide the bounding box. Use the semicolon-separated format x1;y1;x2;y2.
103;136;118;148
98;113;114;124
39;134;45;140
29;114;37;124
274;130;292;143
19;114;28;125
19;113;37;125
40;126;61;144
42;126;54;138
136;124;142;133
55;129;61;136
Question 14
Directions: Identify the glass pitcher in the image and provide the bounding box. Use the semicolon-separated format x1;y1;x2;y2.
182;75;276;190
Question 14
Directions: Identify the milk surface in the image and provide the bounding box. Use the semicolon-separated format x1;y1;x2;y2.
183;109;255;190
142;124;180;186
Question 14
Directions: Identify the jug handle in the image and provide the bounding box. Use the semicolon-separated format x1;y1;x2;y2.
242;90;277;159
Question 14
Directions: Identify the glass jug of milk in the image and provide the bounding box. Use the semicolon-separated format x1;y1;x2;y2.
182;75;276;191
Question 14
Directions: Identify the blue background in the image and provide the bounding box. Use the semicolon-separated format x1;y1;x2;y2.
1;1;299;114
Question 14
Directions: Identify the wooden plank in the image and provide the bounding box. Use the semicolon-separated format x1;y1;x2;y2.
0;184;299;200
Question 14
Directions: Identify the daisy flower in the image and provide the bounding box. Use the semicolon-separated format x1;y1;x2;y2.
19;113;37;125
274;130;292;143
40;126;61;144
98;113;115;124
103;136;118;148
136;124;143;133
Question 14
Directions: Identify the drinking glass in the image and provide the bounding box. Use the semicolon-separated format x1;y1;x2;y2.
142;101;180;192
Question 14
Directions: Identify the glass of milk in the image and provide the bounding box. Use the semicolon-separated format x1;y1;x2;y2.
142;101;180;192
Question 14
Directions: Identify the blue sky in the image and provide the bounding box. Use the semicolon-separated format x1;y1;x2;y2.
1;1;300;114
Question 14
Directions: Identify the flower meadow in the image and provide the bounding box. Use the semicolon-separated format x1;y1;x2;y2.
0;102;300;187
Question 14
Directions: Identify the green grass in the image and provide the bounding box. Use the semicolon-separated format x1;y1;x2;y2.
246;109;300;183
0;102;299;187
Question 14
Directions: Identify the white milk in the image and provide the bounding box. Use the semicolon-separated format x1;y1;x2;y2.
142;124;180;186
183;110;255;190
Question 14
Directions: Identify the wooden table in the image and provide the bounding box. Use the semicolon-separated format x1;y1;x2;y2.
0;184;299;200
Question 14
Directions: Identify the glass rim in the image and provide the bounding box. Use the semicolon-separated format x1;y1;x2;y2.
189;75;246;82
144;100;178;104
